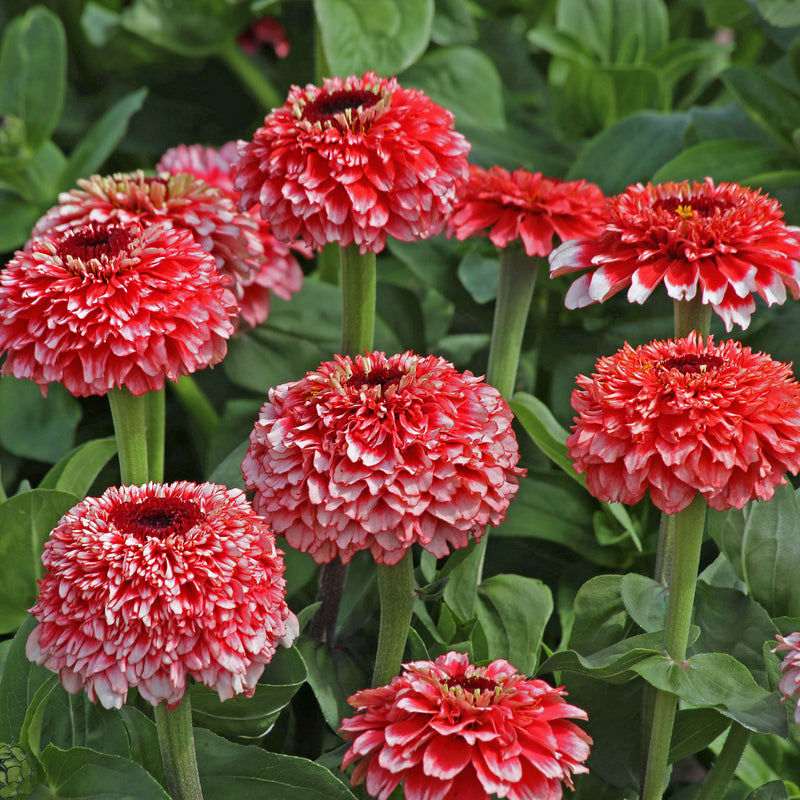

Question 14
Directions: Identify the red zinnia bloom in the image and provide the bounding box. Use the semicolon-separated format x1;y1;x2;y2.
0;222;236;397
242;351;523;565
158;142;306;327
237;16;291;58
549;179;800;330
27;482;292;710
447;165;606;257
340;651;591;800
773;633;800;724
234;71;471;254
31;169;273;329
568;334;800;514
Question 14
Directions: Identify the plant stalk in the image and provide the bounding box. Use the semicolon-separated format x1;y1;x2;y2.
695;722;750;800
154;697;205;800
219;39;282;110
372;550;415;687
107;388;150;486
673;295;712;340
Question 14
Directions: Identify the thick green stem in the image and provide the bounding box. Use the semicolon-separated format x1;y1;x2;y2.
372;551;415;687
641;493;707;800
339;245;376;356
170;376;219;440
673;296;712;340
154;697;204;800
219;40;282;110
107;388;150;486
696;723;750;800
145;389;166;484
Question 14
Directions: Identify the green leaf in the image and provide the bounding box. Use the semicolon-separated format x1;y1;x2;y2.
314;0;434;76
757;0;800;27
0;7;66;147
669;707;731;764
0;189;41;250
746;783;791;800
457;244;500;304
568;574;629;654
0;490;78;634
527;27;596;65
431;0;477;45
38;438;117;497
621;573;668;633
441;538;484;621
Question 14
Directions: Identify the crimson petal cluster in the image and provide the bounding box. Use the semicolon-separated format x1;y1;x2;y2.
773;633;800;724
27;482;291;710
340;651;591;800
568;334;800;513
242;350;523;565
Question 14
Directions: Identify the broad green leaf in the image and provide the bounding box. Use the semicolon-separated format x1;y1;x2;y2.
457;244;500;304
621;573;668;633
669;708;730;763
38;438;117;497
568;574;629;654
757;0;800;26
746;783;791;800
431;0;477;45
314;0;434;76
441;538;484;621
527;27;595;65
0;189;41;250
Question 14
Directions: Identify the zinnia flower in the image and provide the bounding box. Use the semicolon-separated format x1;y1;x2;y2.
158;142;306;327
340;651;591;800
234;71;471;254
568;334;800;514
242;350;523;565
0;222;236;397
30;169;273;329
549;178;800;330
772;633;800;724
26;481;292;710
237;16;291;58
447;165;606;256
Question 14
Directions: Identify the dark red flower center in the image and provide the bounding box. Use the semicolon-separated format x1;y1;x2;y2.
660;354;724;374
110;497;203;539
445;675;497;693
303;89;380;123
654;195;733;218
56;224;133;262
347;367;404;391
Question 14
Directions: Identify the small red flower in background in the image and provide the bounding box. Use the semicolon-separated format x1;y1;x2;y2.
568;334;800;514
340;651;591;800
237;16;291;58
242;350;523;565
447;165;606;256
549;178;800;331
158;142;306;327
234;71;471;254
773;633;800;724
0;222;236;397
27;482;292;710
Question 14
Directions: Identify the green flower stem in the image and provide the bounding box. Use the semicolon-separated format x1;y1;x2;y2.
145;388;166;484
169;376;220;440
339;245;376;356
641;493;707;800
107;388;150;486
317;243;341;285
674;296;712;340
696;723;750;800
154;697;204;800
219;39;282;111
372;550;415;687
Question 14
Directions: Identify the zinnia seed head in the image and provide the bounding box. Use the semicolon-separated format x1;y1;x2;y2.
56;223;133;266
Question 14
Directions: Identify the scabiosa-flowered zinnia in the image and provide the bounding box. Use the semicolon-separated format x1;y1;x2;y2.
234;71;471;254
340;651;591;800
447;164;606;257
242;350;523;565
26;481;292;710
772;633;800;724
157;142;306;327
568;334;800;514
0;222;236;397
549;178;800;330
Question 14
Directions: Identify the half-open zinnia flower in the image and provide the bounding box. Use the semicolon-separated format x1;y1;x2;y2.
340;651;591;800
234;71;471;254
242;350;523;565
27;481;292;710
447;165;606;256
158;142;306;327
568;334;800;513
773;633;800;724
549;178;800;330
0;222;236;396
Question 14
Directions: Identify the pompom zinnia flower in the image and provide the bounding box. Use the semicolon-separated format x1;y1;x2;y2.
242;350;523;565
340;651;591;800
773;633;800;724
234;71;471;254
158;142;306;327
31;169;273;329
447;165;606;257
0;222;236;396
568;334;800;513
27;481;292;710
237;16;291;57
549;178;800;330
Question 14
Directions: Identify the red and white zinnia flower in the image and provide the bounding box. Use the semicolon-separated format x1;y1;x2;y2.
568;334;800;514
549;179;800;330
27;482;292;710
0;222;236;396
242;351;523;565
340;651;591;800
773;633;800;724
234;71;471;254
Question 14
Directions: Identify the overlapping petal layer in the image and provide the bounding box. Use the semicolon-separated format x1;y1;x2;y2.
773;633;800;724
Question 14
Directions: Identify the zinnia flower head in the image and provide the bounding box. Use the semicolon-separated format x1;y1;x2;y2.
0;222;236;396
568;334;800;514
234;71;471;254
242;350;523;565
549;178;800;331
772;633;800;724
340;651;591;800
447;165;606;257
31;169;274;329
27;481;292;710
158;142;306;326
237;16;291;58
